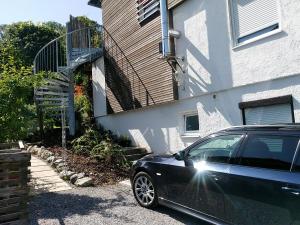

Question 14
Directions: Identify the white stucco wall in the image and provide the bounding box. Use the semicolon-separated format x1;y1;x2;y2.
98;75;300;154
94;0;300;154
173;0;300;99
92;57;107;117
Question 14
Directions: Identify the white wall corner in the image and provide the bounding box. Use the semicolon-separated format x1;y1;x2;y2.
92;57;107;118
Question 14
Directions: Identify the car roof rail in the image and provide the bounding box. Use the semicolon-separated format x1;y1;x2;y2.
222;124;300;132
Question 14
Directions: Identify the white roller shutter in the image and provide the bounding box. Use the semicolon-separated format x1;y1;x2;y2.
244;104;293;125
231;0;280;38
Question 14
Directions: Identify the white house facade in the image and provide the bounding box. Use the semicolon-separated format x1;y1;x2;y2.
92;0;300;154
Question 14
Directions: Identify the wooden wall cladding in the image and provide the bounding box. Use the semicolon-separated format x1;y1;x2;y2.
168;0;186;9
101;0;177;114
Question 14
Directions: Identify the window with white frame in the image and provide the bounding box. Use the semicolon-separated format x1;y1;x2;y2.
230;0;281;46
184;113;199;133
137;0;160;25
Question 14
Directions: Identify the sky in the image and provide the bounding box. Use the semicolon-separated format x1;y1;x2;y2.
0;0;102;25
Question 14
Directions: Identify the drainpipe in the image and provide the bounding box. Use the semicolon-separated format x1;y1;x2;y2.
160;0;170;58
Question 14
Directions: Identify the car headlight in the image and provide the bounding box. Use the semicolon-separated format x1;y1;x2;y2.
132;160;138;166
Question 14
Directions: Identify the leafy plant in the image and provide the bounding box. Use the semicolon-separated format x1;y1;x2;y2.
71;128;102;155
75;95;92;117
91;139;130;169
0;22;64;66
71;126;131;169
0;20;65;142
0;55;45;142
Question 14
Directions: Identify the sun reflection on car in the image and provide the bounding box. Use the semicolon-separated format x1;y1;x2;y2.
194;160;208;172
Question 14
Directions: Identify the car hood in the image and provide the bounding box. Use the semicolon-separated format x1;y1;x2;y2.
141;154;174;163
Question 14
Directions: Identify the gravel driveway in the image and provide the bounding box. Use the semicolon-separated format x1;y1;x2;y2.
29;183;211;225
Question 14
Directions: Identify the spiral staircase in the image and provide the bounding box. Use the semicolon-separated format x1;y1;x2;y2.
33;25;103;141
34;22;154;145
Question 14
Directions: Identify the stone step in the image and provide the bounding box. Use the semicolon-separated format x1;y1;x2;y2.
121;147;148;155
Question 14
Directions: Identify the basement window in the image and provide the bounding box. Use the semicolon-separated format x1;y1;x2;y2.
230;0;281;47
184;113;199;133
239;95;295;125
137;0;160;25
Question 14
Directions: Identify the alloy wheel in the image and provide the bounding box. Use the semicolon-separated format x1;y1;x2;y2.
134;175;155;206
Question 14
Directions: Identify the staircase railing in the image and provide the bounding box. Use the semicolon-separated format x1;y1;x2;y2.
33;26;103;138
102;26;155;108
33;26;103;74
33;24;155;138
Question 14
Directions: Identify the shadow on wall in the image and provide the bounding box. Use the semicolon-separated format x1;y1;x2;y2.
174;0;238;132
104;53;141;112
95;0;295;153
101;75;300;153
126;115;176;153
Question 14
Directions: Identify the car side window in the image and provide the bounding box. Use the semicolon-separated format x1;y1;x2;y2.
187;135;244;163
239;134;299;171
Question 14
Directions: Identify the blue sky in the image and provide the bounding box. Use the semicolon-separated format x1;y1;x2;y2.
0;0;102;25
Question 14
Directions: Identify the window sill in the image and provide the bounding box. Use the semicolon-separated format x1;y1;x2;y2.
232;28;283;50
181;133;200;138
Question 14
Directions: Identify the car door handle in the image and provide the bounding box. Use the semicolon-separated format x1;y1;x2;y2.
281;186;300;196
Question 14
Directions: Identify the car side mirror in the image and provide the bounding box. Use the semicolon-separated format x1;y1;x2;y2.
174;150;185;161
184;158;194;167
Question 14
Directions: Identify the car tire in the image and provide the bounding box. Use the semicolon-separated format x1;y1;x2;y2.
133;171;158;209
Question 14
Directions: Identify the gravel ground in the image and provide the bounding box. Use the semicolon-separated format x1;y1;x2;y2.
29;183;211;225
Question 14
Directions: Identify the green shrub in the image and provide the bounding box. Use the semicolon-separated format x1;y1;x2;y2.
71;127;131;169
71;128;102;155
91;138;129;169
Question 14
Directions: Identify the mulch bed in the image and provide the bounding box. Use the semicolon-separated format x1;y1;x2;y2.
47;146;130;186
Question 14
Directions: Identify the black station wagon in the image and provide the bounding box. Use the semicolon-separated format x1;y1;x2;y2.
130;125;300;225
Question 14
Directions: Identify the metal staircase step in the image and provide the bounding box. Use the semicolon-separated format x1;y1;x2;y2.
57;66;68;72
50;71;70;82
56;73;70;82
42;106;69;112
35;91;69;97
37;86;68;92
37;102;68;107
35;97;69;102
46;79;69;87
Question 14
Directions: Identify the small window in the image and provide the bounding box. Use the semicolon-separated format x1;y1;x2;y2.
137;0;160;25
187;135;244;164
230;0;281;46
240;135;299;171
184;114;199;133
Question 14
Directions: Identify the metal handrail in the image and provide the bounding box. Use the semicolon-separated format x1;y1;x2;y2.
102;26;155;106
33;26;100;64
34;24;154;108
33;26;102;74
